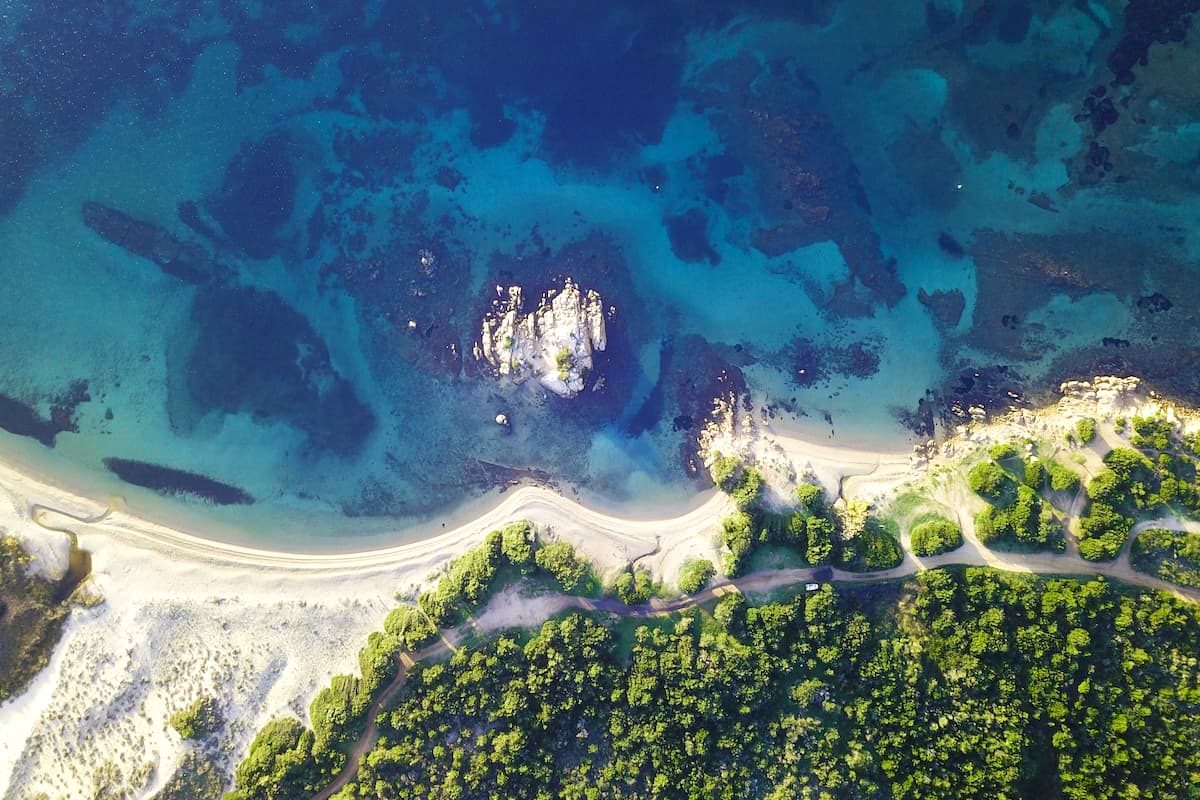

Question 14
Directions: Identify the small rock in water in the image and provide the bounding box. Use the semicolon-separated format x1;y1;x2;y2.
476;278;608;399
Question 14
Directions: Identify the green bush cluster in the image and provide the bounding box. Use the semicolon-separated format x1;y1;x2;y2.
419;521;539;626
709;453;740;491
967;461;1015;505
677;558;716;594
969;456;1061;551
709;456;765;510
0;537;72;703
383;605;438;651
610;568;656;605
1074;444;1200;561
988;442;1020;462
909;518;963;557
1074;417;1096;444
169;695;221;740
1046;461;1081;493
1130;528;1200;589
535;540;591;592
225;519;605;800
718;481;899;575
225;718;321;800
1131;414;1173;451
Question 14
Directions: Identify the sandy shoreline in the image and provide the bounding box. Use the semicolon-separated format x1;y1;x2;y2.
0;410;916;799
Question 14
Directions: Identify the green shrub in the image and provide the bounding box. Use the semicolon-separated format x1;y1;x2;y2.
805;516;835;566
1047;462;1081;493
1104;448;1155;484
226;717;318;800
308;675;358;753
611;569;655;605
535;541;589;592
974;506;1006;544
678;559;716;594
1131;528;1200;589
1077;502;1133;561
713;592;746;630
730;466;764;510
169;695;221;741
968;461;1014;504
1023;460;1045;490
709;454;740;491
1132;415;1173;451
383;605;438;650
1009;485;1045;544
858;526;903;570
909;518;963;557
1075;418;1096;444
499;521;535;568
989;442;1020;462
794;482;825;516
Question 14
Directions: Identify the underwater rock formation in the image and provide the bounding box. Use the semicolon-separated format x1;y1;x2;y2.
208;131;297;260
185;286;375;456
476;279;608;399
102;457;254;505
82;202;222;284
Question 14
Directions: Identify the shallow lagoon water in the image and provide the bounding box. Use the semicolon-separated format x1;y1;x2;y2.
2;1;1199;544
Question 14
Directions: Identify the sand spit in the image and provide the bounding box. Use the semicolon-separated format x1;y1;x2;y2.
0;377;1187;798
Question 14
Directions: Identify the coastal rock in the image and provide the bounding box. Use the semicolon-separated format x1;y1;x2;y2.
475;279;608;399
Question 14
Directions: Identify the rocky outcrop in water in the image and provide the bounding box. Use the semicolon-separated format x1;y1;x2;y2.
476;279;608;398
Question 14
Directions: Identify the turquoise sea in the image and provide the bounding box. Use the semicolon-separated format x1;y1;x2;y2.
1;0;1199;546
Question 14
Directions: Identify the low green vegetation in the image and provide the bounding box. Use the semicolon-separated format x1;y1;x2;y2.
715;467;902;576
909;517;962;557
0;536;74;703
1130;528;1200;589
1076;444;1200;561
677;558;715;594
1046;460;1081;493
609;567;656;605
169;695;221;740
554;346;572;382
235;569;1200;800
535;540;593;593
417;521;586;626
968;453;1062;551
1073;417;1096;444
1131;414;1173;451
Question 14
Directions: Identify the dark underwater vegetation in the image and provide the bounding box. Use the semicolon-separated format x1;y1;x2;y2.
1;0;1200;532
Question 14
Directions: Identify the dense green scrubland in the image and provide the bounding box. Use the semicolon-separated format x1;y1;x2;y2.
0;536;73;702
227;568;1200;800
1131;528;1200;589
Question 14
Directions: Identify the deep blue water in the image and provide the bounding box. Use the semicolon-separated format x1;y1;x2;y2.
1;0;1199;540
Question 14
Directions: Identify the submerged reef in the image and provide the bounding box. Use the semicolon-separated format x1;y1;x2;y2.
82;202;224;285
102;457;254;505
184;286;375;457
